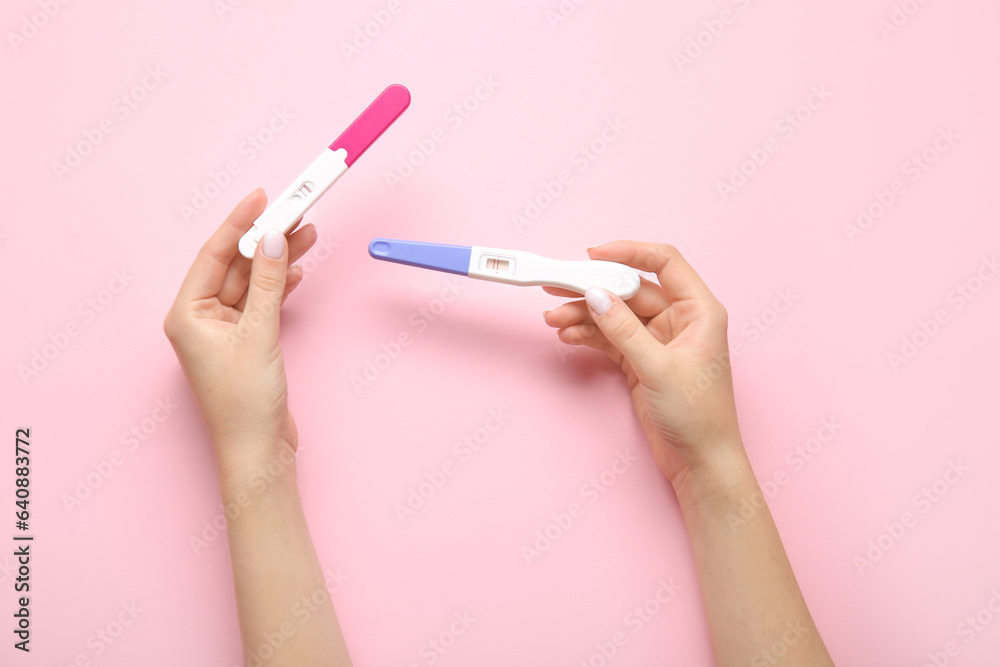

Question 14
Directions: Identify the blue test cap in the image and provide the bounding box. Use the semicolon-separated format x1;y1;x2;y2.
368;238;472;276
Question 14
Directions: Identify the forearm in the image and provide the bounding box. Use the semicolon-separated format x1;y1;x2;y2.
217;443;352;667
672;445;834;667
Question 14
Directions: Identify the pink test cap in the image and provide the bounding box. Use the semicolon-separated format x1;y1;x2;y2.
330;84;411;166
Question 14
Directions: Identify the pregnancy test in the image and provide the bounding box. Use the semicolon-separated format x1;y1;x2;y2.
368;238;641;299
238;84;410;258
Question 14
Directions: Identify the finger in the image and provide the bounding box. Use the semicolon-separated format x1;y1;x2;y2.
557;322;610;349
544;300;589;328
557;325;624;368
543;286;583;298
545;277;668;320
222;222;318;309
281;265;304;305
240;229;289;342
584;287;662;373
177;189;266;304
624;276;671;318
545;298;657;330
235;223;316;311
588;241;716;305
288;223;319;265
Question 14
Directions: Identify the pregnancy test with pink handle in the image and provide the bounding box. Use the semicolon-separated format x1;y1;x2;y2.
238;84;410;258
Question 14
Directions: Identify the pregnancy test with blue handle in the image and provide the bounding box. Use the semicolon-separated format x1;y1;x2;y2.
368;239;641;299
238;84;410;258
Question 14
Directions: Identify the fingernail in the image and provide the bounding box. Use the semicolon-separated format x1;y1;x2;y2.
585;287;611;316
262;229;284;259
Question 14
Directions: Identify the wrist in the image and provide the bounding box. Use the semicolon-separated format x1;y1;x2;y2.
212;436;299;497
669;441;758;511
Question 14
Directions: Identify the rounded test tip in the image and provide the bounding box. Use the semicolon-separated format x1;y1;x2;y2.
369;239;391;257
383;84;411;111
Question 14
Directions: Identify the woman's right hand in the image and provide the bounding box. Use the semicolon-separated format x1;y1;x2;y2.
543;241;747;495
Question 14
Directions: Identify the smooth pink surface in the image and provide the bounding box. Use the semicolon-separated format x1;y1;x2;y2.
331;83;411;166
2;1;999;666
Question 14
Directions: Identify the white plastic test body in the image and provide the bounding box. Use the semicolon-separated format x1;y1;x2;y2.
468;246;641;298
367;239;642;299
238;84;410;258
238;150;348;258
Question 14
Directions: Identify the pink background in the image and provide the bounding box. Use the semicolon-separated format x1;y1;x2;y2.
3;0;1000;665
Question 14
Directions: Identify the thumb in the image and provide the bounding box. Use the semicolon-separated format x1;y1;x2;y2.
242;229;288;341
585;287;660;372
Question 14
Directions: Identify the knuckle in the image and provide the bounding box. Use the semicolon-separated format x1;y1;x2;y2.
647;243;680;272
714;302;729;327
578;322;600;342
251;271;284;294
162;312;179;341
559;327;584;346
660;243;679;257
701;300;727;328
608;312;641;343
